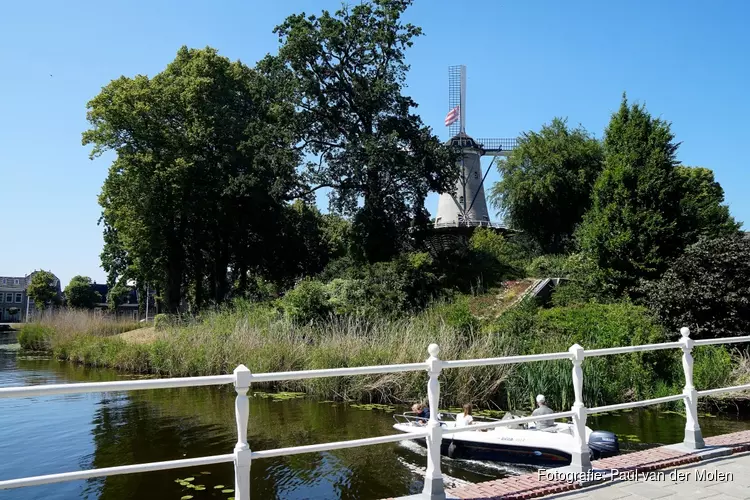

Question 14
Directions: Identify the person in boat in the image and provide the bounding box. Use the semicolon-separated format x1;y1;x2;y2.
412;403;430;423
532;394;555;429
455;403;474;426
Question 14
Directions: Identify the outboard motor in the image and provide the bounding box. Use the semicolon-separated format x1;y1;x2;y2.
588;430;619;459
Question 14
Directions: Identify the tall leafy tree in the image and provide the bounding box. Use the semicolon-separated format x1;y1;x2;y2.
577;95;684;294
273;0;457;263
64;276;102;309
265;201;338;288
675;165;740;241
84;47;301;312
27;270;60;311
578;96;741;295
489;118;604;253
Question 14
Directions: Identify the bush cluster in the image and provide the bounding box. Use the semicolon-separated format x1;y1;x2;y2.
279;252;443;323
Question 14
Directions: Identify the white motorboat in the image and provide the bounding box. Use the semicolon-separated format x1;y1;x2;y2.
393;412;619;466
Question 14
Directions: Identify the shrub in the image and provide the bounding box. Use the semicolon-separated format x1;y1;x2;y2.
280;279;331;324
237;275;280;303
647;235;750;339
692;345;733;391
526;255;571;278
469;229;526;283
441;298;480;336
325;278;372;317
550;281;594;307
18;324;54;350
321;252;442;319
154;314;171;331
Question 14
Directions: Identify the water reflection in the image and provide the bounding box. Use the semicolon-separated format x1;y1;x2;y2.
0;349;749;499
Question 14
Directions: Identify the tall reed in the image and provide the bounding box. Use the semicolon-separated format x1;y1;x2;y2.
18;300;742;409
18;309;140;350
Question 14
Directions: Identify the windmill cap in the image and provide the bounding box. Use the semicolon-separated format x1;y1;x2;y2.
536;394;546;404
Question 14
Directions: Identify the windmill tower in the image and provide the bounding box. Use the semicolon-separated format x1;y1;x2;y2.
434;65;517;231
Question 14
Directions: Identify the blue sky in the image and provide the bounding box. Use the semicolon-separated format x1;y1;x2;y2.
1;0;748;288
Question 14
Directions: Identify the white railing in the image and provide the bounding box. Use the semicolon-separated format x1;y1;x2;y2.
1;327;749;500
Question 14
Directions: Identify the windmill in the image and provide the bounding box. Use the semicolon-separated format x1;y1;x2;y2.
434;65;518;230
424;65;518;253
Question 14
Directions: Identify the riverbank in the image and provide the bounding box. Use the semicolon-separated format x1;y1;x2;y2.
16;301;750;408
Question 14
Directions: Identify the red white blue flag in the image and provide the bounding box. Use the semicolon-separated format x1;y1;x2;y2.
444;105;460;126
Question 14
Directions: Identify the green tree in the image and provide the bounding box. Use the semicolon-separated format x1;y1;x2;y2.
64;276;102;309
106;280;132;311
273;0;457;263
266;201;335;288
675;166;740;241
489;118;604;253
577;95;684;294
84;47;301;312
647;235;750;339
27;270;59;311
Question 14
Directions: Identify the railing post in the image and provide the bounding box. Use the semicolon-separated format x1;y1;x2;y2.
233;365;253;500
568;344;591;472
680;327;705;449
423;343;445;500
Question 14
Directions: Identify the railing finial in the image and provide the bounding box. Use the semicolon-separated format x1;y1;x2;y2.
681;327;691;338
428;343;440;358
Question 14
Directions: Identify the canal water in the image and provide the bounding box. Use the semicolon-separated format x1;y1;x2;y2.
1;332;750;500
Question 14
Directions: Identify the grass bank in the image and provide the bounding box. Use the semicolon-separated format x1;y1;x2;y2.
17;310;140;350
17;300;746;409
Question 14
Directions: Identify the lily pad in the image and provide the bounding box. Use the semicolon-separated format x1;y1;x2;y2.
184;477;195;482
194;486;205;491
200;471;211;475
180;496;193;500
214;485;225;489
222;489;234;493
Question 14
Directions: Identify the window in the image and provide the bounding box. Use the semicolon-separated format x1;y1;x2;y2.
15;293;22;303
13;279;19;285
4;293;11;303
1;278;5;285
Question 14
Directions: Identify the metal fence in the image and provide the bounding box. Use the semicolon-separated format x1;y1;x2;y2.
1;328;749;500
